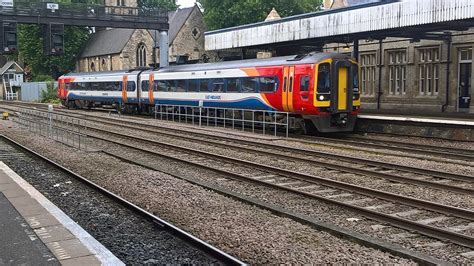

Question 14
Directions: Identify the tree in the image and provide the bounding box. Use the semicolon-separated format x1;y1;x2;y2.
137;0;178;12
18;24;89;80
197;0;323;30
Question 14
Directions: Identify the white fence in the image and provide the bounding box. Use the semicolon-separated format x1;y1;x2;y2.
154;104;290;137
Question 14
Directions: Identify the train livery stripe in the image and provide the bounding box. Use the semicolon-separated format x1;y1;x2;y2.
282;66;289;112
148;73;154;104
241;68;259;77
288;66;295;113
122;75;128;103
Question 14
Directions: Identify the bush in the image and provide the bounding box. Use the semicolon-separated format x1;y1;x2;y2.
40;81;60;104
33;74;55;82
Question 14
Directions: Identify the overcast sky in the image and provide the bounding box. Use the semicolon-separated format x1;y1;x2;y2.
176;0;196;8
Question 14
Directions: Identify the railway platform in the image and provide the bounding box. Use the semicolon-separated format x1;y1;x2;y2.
357;110;474;141
0;162;123;265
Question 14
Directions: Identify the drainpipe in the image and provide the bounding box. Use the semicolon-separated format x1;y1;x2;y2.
377;39;383;110
441;35;452;112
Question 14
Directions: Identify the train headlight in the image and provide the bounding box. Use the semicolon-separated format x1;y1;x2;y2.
319;95;325;101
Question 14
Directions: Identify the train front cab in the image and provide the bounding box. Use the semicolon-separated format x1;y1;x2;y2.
304;58;360;133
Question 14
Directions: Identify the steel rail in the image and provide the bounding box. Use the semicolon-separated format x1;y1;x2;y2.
0;134;246;266
2;104;471;183
74;117;473;194
86;131;474;248
73;114;474;184
292;135;474;161
86;127;474;220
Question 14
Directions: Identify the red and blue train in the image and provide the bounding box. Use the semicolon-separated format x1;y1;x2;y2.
58;52;360;133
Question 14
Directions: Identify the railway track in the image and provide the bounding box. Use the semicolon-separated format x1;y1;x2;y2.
0;134;245;265
2;104;473;192
17;109;471;249
84;125;474;248
293;135;474;162
3;101;473;163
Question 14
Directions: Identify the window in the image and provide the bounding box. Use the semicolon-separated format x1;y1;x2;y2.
141;80;149;91
117;0;125;6
199;79;209;92
300;76;310;92
90;62;96;72
176;80;187;92
136;43;147;67
226;78;240;92
360;53;376;95
418;48;440;96
241;77;258;93
127;81;135;92
156;80;168;91
210;78;225;92
317;63;331;94
188;80;199;92
460;48;472;61
259;76;278;92
101;59;107;71
388;50;407;95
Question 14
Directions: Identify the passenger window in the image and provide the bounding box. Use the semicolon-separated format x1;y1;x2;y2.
241;77;258;93
226;78;240;92
188;80;199;92
141;80;149;92
211;78;225;92
200;79;209;92
353;67;359;93
156;80;168;92
168;80;177;92
127;81;135;92
115;82;121;91
317;63;331;94
259;76;278;93
300;76;310;92
176;80;187;92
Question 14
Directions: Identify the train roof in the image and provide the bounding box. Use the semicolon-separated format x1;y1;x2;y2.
62;52;351;77
157;52;350;73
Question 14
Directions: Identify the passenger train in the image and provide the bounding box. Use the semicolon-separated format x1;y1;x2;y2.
58;53;360;133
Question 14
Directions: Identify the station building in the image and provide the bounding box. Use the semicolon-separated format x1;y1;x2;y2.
204;0;474;114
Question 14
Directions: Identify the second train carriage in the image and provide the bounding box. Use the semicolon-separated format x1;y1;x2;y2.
58;53;360;133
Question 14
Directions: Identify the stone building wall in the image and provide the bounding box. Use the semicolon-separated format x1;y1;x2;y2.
120;29;155;68
324;29;474;113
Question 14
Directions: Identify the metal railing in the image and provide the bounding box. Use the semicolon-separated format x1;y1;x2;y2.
15;109;88;151
154;104;289;137
1;0;168;22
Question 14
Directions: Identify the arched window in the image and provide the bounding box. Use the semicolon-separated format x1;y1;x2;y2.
101;59;107;71
90;62;96;72
136;43;147;67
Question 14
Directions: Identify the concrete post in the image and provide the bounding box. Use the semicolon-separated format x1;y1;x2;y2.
159;30;169;67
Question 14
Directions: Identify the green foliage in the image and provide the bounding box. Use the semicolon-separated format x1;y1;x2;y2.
33;74;55;82
18;24;89;80
137;0;178;10
197;0;323;30
40;82;60;103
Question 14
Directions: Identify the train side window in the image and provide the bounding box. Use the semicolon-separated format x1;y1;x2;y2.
200;79;209;92
289;77;293;92
115;82;121;91
317;63;331;94
259;76;278;93
211;78;225;92
241;77;258;93
188;80;199;92
300;76;310;92
167;80;177;92
283;77;287;92
176;80;187;92
141;80;149;92
156;80;167;92
226;78;240;92
127;81;135;92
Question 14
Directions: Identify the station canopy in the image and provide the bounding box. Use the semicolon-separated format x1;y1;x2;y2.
205;0;474;51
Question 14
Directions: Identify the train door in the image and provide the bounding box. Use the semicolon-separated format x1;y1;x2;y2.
334;61;353;113
282;65;295;112
121;75;128;105
458;49;472;111
148;73;155;105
